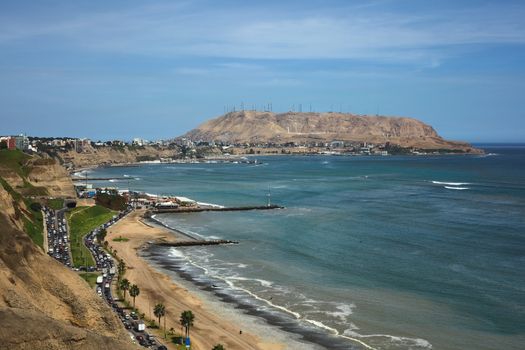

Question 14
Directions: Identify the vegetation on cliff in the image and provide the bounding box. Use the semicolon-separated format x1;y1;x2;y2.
67;205;116;267
0;151;131;349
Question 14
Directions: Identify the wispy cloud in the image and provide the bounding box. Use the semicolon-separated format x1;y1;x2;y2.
1;1;524;66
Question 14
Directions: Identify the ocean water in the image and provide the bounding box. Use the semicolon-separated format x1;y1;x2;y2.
88;145;525;350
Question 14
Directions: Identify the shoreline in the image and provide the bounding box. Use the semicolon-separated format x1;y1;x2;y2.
68;151;484;174
142;245;368;350
106;209;290;350
125;211;374;350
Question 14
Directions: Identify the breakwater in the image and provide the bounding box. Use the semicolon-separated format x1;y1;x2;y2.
156;240;239;247
153;204;284;213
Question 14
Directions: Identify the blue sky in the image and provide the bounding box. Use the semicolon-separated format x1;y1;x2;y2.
1;0;524;142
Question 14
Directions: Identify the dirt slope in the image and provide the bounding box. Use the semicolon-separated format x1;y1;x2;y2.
0;150;135;349
59;145;180;169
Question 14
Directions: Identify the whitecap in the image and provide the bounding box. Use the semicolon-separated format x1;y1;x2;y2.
444;186;469;190
432;181;470;186
169;248;186;259
325;303;355;322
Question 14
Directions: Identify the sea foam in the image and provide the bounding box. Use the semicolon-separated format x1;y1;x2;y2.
444;186;469;190
432;181;470;186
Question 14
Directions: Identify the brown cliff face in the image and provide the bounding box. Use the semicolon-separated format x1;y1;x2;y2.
183;111;479;151
59;145;180;169
0;151;135;349
0;214;133;350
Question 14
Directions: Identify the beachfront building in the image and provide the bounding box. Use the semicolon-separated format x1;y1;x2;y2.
155;201;179;209
174;196;197;207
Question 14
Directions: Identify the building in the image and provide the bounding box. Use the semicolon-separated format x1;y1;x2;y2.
330;140;345;148
132;138;145;146
0;136;16;150
14;134;29;150
73;138;91;153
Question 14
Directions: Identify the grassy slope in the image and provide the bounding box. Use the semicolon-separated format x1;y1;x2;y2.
79;272;100;288
0;149;31;177
21;201;44;248
0;150;45;248
47;198;64;210
67;205;116;267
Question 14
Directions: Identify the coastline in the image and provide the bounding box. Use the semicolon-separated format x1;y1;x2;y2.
106;209;289;350
68;150;485;176
126;212;375;350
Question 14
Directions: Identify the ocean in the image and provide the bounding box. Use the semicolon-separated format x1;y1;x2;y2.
86;144;525;350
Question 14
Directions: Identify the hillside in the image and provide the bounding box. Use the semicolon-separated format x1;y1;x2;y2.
0;150;75;198
57;145;180;169
183;111;479;152
0;150;134;349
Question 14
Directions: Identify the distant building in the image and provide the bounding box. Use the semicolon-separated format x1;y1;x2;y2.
360;146;371;155
73;138;90;152
133;138;146;146
330;140;345;148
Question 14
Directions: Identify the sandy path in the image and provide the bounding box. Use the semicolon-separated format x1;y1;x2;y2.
107;210;284;350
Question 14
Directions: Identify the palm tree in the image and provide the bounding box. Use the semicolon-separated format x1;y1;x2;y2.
212;345;225;350
129;284;140;309
117;259;126;282
153;303;165;327
179;310;195;338
119;278;130;300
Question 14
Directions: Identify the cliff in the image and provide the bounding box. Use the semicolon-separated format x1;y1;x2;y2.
0;150;75;198
0;150;134;349
183;111;479;152
58;145;180;170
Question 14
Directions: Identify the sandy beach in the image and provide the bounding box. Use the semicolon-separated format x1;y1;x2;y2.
107;209;285;350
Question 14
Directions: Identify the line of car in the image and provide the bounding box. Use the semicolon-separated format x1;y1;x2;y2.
44;206;72;267
84;207;167;350
43;205;166;349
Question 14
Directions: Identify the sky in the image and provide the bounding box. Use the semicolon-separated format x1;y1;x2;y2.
0;0;524;142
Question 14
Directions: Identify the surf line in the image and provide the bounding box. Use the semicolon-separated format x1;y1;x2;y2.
174;248;377;349
224;277;378;350
338;334;377;350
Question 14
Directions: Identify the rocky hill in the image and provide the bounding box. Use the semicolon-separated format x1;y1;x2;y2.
0;150;134;349
183;111;478;152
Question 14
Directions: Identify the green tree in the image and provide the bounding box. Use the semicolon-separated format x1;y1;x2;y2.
117;259;126;282
212;345;225;350
180;310;195;338
96;228;107;242
154;303;166;326
119;278;130;300
129;284;140;309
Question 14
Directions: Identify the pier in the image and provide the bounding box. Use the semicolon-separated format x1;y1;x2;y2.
152;204;284;213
